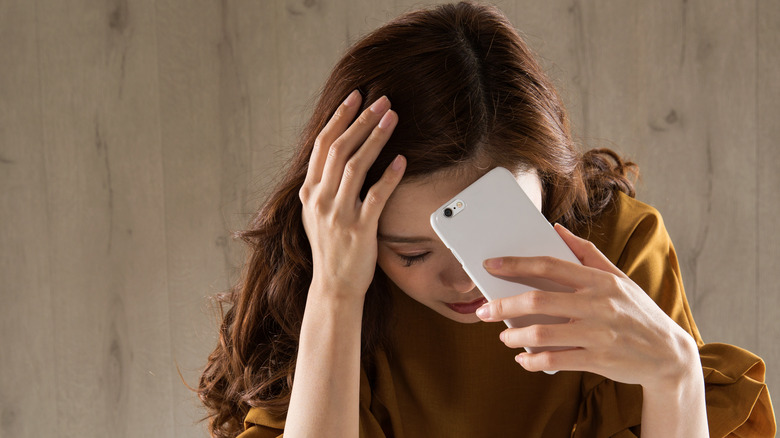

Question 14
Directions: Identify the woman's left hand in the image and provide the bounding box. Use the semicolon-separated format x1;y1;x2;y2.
476;223;700;390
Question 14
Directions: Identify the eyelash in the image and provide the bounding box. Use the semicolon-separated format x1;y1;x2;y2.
398;252;430;267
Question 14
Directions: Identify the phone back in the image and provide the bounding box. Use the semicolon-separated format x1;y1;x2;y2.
430;167;581;332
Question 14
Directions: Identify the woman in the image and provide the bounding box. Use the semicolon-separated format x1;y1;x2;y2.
199;2;774;437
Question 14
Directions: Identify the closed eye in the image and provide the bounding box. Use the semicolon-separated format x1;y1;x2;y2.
397;252;430;267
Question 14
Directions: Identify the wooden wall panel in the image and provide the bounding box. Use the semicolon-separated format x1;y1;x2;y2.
758;0;780;393
240;2;284;215
0;2;58;437
154;0;243;434
560;1;761;352
2;1;777;437
35;0;176;436
0;0;178;436
674;0;758;352
275;0;348;150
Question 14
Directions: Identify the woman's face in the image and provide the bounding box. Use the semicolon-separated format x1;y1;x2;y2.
376;168;544;323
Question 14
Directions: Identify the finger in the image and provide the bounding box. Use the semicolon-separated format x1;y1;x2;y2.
483;255;604;290
476;289;586;322
338;109;398;204
553;223;626;279
306;90;362;186
319;96;391;197
515;347;592;373
360;154;406;223
500;320;589;350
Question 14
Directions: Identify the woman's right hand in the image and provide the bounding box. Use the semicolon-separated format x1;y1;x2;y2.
299;90;405;300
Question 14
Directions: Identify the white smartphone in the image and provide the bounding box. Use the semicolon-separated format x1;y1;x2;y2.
429;166;581;356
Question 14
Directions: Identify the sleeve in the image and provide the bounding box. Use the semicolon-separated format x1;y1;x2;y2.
236;426;282;438
239;364;388;438
574;201;776;437
241;408;284;438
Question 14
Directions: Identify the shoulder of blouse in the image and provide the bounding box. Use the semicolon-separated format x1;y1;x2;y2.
580;191;668;266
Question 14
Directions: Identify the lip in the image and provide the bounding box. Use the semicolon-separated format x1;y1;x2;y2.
446;296;488;314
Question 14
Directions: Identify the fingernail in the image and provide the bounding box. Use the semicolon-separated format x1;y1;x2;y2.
484;258;502;269
476;303;491;320
499;330;507;342
391;154;404;170
343;90;359;107
378;110;394;129
516;354;525;365
370;96;390;114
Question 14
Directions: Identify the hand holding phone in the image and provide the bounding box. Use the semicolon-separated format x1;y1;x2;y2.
430;167;581;357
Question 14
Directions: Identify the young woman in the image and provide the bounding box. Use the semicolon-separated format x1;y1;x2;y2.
198;3;775;437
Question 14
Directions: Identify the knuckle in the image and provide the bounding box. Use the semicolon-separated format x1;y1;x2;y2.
329;215;351;233
601;326;620;345
332;104;349;120
602;273;622;291
298;185;309;202
595;296;618;316
311;198;330;215
328;138;347;160
606;296;621;314
342;161;358;181
586;322;610;346
343;221;361;235
501;330;514;345
532;256;556;276
356;109;375;126
525;291;547;313
363;190;382;207
313;135;326;152
530;325;550;345
537;352;557;370
493;300;505;318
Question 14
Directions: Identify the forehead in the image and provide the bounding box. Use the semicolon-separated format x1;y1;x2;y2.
378;172;479;235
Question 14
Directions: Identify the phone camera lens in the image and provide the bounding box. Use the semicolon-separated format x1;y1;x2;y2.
444;208;453;217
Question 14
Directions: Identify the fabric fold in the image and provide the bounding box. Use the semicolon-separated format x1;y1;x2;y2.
573;375;642;438
699;342;776;437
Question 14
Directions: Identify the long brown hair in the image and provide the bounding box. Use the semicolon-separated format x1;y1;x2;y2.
198;2;636;437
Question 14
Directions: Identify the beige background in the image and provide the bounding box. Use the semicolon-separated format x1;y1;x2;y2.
1;0;778;436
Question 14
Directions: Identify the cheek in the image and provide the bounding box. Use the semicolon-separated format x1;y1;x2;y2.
376;251;400;281
377;255;412;288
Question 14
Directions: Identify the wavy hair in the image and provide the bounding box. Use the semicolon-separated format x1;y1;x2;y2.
198;2;637;437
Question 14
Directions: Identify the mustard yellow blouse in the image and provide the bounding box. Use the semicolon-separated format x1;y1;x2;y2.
238;193;775;437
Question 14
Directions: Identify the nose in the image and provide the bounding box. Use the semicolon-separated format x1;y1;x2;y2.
440;252;476;293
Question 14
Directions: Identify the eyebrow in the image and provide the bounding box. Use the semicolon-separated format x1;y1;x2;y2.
377;233;435;244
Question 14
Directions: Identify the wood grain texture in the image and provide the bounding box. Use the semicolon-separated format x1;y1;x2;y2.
154;0;245;434
564;1;761;349
1;1;777;437
35;0;175;436
0;2;58;437
757;0;780;394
